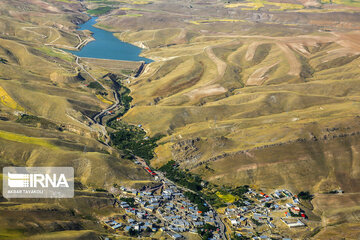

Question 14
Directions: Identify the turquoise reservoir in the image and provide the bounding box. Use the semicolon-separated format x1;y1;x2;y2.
69;17;152;63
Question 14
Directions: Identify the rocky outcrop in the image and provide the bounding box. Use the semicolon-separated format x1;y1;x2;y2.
171;126;360;169
171;137;202;165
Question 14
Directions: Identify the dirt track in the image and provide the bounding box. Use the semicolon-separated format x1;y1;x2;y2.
245;42;262;61
247;61;279;86
185;84;227;100
276;42;301;76
205;46;227;80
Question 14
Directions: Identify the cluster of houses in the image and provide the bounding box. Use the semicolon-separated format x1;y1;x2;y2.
101;157;310;239
222;188;308;239
104;219;122;230
104;206;159;234
103;182;220;239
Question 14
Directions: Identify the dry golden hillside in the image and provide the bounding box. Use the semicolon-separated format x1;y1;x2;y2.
1;0;360;238
0;0;153;239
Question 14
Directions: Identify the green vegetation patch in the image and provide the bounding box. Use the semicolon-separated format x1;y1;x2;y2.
159;160;203;191
116;84;132;118
107;77;162;161
16;114;62;130
95;188;108;192
184;191;210;212
120;197;136;207
230;185;250;198
216;191;237;203
158;162;252;209
158;161;232;209
109;121;162;160
251;217;262;226
219;185;250;207
299;55;314;79
197;223;217;240
88;81;105;90
0;130;58;149
36;46;73;62
87;6;113;15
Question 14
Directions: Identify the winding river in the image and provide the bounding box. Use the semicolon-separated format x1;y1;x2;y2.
69;17;152;63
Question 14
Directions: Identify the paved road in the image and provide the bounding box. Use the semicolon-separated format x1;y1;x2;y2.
93;90;120;125
75;57;124;145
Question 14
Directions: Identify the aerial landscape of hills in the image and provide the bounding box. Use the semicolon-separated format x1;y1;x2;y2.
1;0;360;239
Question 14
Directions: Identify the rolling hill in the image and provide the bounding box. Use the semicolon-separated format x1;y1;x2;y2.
0;0;152;239
2;0;360;238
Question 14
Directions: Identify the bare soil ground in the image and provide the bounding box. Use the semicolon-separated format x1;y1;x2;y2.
205;46;227;80
247;61;279;86
276;42;301;76
245;42;262;61
184;84;227;101
82;57;142;73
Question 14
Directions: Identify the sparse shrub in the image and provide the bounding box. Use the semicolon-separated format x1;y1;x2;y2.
95;188;107;192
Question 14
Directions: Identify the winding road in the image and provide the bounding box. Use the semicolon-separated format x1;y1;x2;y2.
75;56;124;145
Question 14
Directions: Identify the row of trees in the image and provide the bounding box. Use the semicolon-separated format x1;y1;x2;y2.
110;127;161;160
159;160;203;191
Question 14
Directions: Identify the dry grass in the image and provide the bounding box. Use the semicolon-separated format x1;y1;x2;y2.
225;0;304;11
122;31;360;202
0;1;160;239
2;0;360;238
28;230;98;240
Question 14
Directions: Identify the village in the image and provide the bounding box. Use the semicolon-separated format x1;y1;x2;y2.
101;160;311;240
107;183;223;239
221;188;311;239
101;159;224;240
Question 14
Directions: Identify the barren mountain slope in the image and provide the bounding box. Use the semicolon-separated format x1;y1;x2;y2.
0;0;152;239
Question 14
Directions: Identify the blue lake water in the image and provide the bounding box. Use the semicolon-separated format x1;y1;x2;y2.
69;17;152;63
